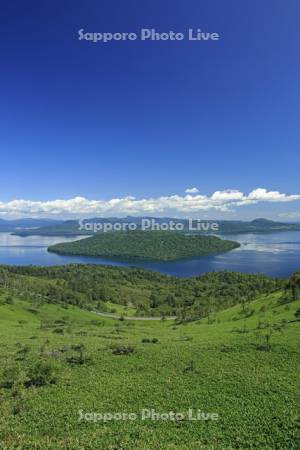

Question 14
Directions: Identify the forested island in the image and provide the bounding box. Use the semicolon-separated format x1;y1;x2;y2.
48;231;240;261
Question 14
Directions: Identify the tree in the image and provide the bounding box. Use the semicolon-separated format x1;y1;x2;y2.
149;293;159;308
287;272;300;300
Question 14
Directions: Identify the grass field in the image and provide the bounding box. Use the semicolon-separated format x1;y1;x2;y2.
0;285;299;449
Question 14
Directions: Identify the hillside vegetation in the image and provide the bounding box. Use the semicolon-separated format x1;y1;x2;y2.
1;265;281;319
0;267;299;449
47;231;240;261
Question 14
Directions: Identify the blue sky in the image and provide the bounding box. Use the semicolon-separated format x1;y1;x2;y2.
1;0;300;219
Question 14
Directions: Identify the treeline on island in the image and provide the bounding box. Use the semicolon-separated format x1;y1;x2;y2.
47;231;240;261
0;264;291;320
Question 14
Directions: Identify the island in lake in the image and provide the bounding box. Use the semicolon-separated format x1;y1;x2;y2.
48;230;240;261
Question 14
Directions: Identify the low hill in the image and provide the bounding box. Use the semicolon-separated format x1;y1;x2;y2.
1;264;281;318
47;231;239;261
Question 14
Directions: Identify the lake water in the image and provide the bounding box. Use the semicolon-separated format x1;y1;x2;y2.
0;231;299;278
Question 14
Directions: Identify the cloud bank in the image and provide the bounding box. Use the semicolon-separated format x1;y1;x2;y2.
0;188;300;218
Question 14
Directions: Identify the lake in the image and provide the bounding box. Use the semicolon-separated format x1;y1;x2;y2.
0;231;300;278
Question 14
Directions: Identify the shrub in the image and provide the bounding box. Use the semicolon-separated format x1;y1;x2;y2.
75;331;87;336
183;360;199;374
256;344;271;352
0;366;23;389
52;328;64;335
58;345;71;353
90;319;104;327
16;344;31;361
256;332;272;352
54;319;68;325
66;344;91;365
295;308;300;318
112;345;135;355
142;338;159;344
66;355;89;365
27;307;39;314
220;344;232;352
25;360;58;388
4;296;14;305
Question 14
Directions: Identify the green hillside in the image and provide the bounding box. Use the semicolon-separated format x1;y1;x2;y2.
2;265;280;318
0;267;299;449
47;231;240;261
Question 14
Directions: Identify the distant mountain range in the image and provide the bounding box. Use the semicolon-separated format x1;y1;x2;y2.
1;216;299;236
0;218;63;232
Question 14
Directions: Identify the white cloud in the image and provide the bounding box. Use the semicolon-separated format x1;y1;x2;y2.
0;188;300;218
248;188;300;202
211;190;245;201
185;187;200;194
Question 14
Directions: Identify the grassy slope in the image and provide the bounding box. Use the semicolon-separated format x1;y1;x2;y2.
48;231;240;261
0;289;299;449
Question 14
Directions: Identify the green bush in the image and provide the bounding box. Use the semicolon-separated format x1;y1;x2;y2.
25;360;58;388
112;345;135;355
